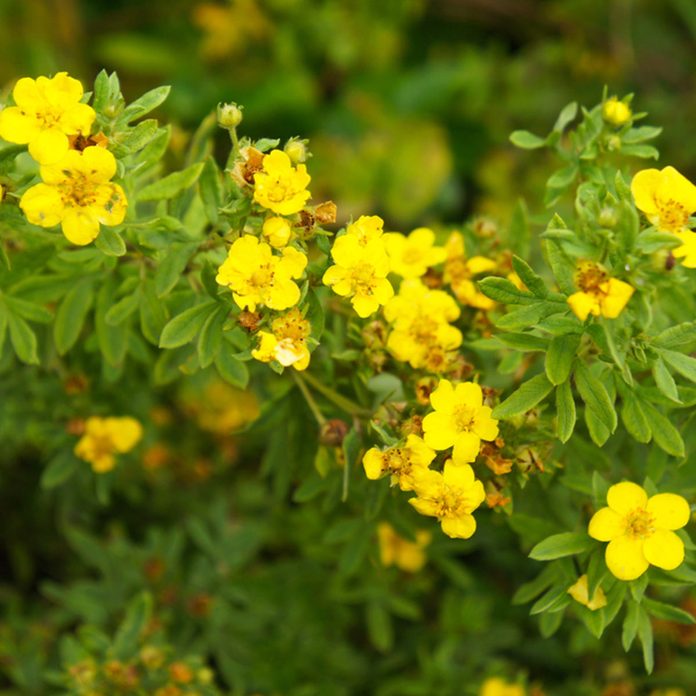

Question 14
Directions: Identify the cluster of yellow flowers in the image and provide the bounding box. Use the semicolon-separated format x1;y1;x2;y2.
0;72;127;245
74;416;143;473
364;378;499;540
217;148;315;371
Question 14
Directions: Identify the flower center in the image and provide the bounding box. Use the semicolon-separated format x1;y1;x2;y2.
402;247;422;265
385;448;408;474
576;263;608;296
59;172;99;207
250;263;275;288
656;199;690;232
350;262;379;296
453;403;476;431
623;507;655;539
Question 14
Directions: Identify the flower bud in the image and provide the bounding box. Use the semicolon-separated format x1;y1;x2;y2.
284;138;309;164
262;216;292;248
217;102;243;130
602;97;631;127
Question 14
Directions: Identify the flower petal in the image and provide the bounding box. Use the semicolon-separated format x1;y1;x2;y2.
452;431;481;464
429;379;455;412
588;507;624;541
647;493;691;531
643;529;685;571
0;106;40;144
567;291;597;321
441;514;477;539
630;168;661;215
422;411;458;450
453;381;483;406
442;462;474;488
28;128;69;164
605;535;649;581
20;183;64;227
61;207;100;245
607;481;648;515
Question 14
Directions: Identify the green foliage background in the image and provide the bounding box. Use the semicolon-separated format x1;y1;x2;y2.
2;1;696;695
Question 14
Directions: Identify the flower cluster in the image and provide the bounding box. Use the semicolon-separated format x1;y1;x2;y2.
74;416;143;473
443;231;497;309
377;522;431;573
251;307;312;371
0;72;128;245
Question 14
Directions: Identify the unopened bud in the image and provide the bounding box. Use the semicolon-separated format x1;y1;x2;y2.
284;138;309;164
320;419;349;447
602;97;631;127
217;102;243;130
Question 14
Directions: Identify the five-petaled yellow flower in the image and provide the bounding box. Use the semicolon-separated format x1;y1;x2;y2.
384;279;462;371
20;146;127;245
377;522;431;573
443;231;497;309
253;149;311;215
422;379;499;464
588;481;691;581
362;434;435;491
0;72;95;164
632;166;696;268
251;308;311;370
322;230;394;318
74;416;143;473
567;261;634;321
384;227;446;278
567;574;607;611
216;235;307;311
409;462;485;539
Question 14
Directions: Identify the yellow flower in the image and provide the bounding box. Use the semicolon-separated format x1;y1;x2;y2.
566;262;634;321
253;149;310;215
251;308;311;370
443;232;497;309
384;227;446;278
567;574;607;611
322;233;394;318
0;72;95;164
345;214;384;246
384;279;462;371
588;481;690;581
479;677;526;696
632;166;696;234
602;97;632;127
74;416;142;473
422;379;499;464
409;462;485;539
377;522;431;573
672;230;696;267
262;216;293;248
362;434;435;491
20;146;127;245
182;380;259;434
216;235;307;311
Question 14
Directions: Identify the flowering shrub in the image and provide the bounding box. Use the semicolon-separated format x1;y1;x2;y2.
2;73;696;695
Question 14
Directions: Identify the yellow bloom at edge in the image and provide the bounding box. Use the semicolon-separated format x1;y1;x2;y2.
589;481;690;581
253;149;310;215
566;261;634;321
0;72;95;165
251;308;311;370
322;232;393;318
409;462;485;539
216;235;307;311
362;434;435;491
384;227;446;278
377;522;431;573
345;214;384;246
74;416;143;473
422;379;499;464
602;97;632;127
20;146;127;245
443;231;497;310
567;574;607;611
479;677;526;696
631;166;696;234
262;216;293;248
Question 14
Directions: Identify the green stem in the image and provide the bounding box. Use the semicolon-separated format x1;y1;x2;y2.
301;371;371;417
292;372;326;426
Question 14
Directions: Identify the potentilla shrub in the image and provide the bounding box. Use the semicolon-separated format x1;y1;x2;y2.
0;73;695;695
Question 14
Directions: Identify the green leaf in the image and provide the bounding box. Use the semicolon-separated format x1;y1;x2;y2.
619;391;651;443
121;85;170;122
545;334;580;385
366;601;393;652
497;332;548;352
478;277;536;305
7;313;38;364
138;162;205;201
155;242;198;297
104;292;140;327
197;306;226;368
493;373;554;419
635;229;682;253
555;381;576;443
94;227;126;256
643;597;696;624
622;600;640;651
660;349;696;383
529;532;595;561
53;279;94;355
40;451;79;489
158;301;217;349
642;403;685;458
215;349;250;389
637;608;654;673
621;143;659;160
139;280;168;345
509;130;546;149
112;593;153;660
511;255;548;298
199;156;223;224
553;101;578;132
96;282;128;367
542;239;576;294
575;363;617;436
653;322;696;351
652;358;681;403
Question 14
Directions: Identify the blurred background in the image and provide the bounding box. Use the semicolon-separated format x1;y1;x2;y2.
2;0;695;230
